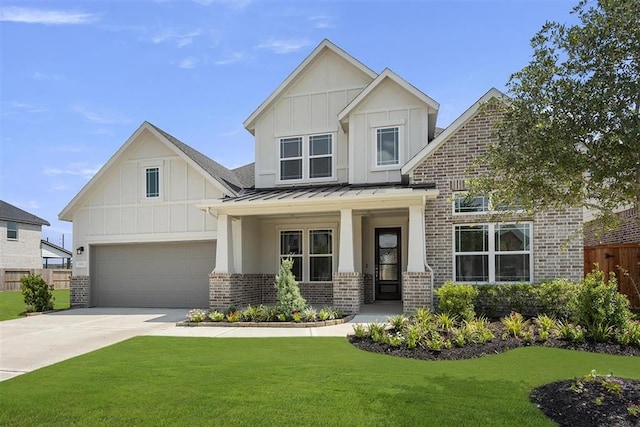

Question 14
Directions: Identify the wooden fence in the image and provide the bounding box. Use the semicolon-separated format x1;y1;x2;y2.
0;269;72;291
584;243;640;307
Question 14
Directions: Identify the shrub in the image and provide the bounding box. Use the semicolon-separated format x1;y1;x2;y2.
274;257;307;317
474;283;538;318
573;268;633;341
208;310;225;322
367;322;386;342
352;324;367;338
501;311;527;337
413;306;433;324
435;282;478;320
301;307;317;322
20;273;54;312
536;278;580;319
226;310;241;322
388;314;409;331
187;309;207;322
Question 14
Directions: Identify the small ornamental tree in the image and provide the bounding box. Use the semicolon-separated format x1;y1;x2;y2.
20;273;54;312
274;257;307;318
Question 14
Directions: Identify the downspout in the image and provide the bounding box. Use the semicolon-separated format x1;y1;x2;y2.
421;195;435;310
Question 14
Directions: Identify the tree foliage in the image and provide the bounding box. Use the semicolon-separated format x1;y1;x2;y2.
274;257;307;318
472;0;640;225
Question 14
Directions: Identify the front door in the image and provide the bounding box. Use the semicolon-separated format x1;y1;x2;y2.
375;227;401;300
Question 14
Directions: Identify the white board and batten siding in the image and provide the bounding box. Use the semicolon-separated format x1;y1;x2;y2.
72;129;220;278
253;48;374;188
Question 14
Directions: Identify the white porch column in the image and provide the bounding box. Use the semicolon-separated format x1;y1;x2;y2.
407;204;426;273
338;208;355;273
214;213;233;273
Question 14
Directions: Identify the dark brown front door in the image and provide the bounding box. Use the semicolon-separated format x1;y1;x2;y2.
375;227;401;300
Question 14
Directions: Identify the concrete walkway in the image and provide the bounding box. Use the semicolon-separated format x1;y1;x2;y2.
0;304;400;382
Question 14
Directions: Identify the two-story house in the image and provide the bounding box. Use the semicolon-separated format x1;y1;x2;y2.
60;40;583;312
1;200;51;269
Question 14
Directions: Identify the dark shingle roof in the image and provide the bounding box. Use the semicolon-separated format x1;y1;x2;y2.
146;122;245;194
232;163;255;189
0;200;50;226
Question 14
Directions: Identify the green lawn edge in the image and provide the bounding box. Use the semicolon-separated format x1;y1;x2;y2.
0;289;70;321
1;336;638;426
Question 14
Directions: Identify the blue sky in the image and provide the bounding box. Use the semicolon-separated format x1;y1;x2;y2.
0;0;578;249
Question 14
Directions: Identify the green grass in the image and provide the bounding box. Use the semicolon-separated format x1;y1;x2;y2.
1;337;638;426
0;289;70;321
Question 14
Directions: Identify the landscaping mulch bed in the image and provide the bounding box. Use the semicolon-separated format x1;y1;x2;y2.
349;321;640;427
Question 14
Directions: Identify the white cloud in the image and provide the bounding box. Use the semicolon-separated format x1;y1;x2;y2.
178;57;198;69
2;101;48;114
151;29;202;48
43;163;100;179
256;39;311;54
309;15;333;29
72;105;131;125
0;7;98;25
215;51;246;65
33;71;62;81
193;0;251;10
51;184;69;191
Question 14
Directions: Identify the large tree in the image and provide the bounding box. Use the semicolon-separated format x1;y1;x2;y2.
472;0;640;225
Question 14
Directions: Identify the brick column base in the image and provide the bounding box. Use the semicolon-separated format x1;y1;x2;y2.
209;273;264;311
70;276;90;307
402;271;432;313
333;272;364;315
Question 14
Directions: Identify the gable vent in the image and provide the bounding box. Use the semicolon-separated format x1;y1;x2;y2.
449;179;467;192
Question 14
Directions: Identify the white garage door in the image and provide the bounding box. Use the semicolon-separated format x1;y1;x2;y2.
91;241;215;308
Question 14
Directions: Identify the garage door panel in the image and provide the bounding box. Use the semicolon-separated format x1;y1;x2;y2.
91;241;215;308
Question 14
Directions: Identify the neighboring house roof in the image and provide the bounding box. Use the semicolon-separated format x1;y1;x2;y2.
401;87;507;175
0;200;50;226
243;39;378;134
197;182;439;215
41;239;73;258
338;68;440;137
232;163;255;189
59;121;244;221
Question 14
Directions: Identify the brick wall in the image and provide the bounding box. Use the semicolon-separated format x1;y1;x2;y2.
333;272;364;314
402;271;432;312
410;102;583;289
209;273;264;310
584;208;640;246
70;275;90;307
363;274;373;303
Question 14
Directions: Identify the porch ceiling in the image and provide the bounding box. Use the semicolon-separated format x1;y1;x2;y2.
197;183;438;216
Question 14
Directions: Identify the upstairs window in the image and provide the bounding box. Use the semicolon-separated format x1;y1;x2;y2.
376;127;399;166
145;167;160;198
454;194;490;213
309;135;332;179
7;221;18;240
280;137;303;180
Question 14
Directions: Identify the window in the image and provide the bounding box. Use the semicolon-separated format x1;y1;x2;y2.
309;135;332;179
376;127;399;166
145;167;160;198
453;193;522;214
454;223;532;283
7;221;18;240
280;137;302;180
309;230;332;281
280;229;333;282
454;194;490;213
280;230;302;280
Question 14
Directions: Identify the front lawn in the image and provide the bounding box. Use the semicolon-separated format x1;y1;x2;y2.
1;337;638;426
0;289;70;321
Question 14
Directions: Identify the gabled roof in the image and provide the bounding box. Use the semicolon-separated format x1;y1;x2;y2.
59;121;243;221
41;239;72;258
338;68;439;125
401;88;507;175
0;200;50;226
232;163;255;189
243;39;378;134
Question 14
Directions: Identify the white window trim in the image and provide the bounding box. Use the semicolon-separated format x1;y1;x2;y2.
277;225;336;282
452;192;526;216
371;121;404;171
277;133;337;184
452;222;533;284
141;161;163;201
6;221;18;240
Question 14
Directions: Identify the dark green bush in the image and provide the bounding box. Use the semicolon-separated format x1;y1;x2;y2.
434;282;478;320
20;273;54;312
573;269;632;341
535;278;580;319
474;284;538;318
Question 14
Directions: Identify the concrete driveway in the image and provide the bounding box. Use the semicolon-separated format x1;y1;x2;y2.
0;308;186;382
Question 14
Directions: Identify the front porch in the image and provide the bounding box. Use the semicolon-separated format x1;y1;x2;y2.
200;183;438;314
